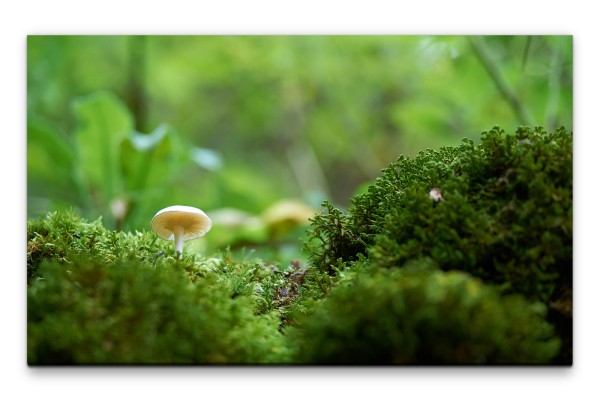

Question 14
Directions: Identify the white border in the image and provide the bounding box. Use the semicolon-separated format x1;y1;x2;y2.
4;1;598;400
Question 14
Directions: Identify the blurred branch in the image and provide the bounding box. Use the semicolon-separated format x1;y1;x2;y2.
469;36;533;126
279;80;332;202
127;35;148;132
545;41;562;131
286;143;331;201
521;36;533;70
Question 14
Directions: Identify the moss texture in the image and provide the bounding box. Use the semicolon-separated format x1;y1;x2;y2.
28;258;289;364
27;126;572;365
306;126;572;364
289;266;560;365
27;211;295;365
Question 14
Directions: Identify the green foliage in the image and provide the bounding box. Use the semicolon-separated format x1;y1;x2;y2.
28;36;573;262
27;209;171;284
306;126;572;364
28;36;573;211
73;91;133;204
27;210;303;364
308;126;572;304
305;201;368;274
27;92;209;230
289;267;560;365
28;258;288;365
27;36;573;365
27;91;313;261
27;117;78;207
28;180;568;365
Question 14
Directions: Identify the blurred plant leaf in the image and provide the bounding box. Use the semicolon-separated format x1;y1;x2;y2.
190;147;223;171
72;92;133;203
130;124;169;150
27;117;75;190
27;117;82;214
120;124;184;194
262;199;315;239
206;208;269;250
27;35;573;251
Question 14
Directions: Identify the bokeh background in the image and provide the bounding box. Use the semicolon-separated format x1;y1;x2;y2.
27;35;573;261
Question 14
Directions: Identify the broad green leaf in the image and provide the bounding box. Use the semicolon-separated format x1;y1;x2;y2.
27;117;74;184
120;124;185;195
72;92;133;202
27;117;78;203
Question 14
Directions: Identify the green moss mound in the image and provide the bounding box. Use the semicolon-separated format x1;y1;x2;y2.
27;211;293;365
309;126;572;301
28;257;289;365
27;210;173;284
289;267;560;365
307;126;572;362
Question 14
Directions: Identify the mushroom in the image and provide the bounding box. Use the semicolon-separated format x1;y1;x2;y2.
151;205;213;259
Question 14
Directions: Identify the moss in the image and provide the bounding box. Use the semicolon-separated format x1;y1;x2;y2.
27;210;173;284
28;257;289;365
27;211;295;365
308;126;572;299
288;267;561;365
306;126;572;363
27;126;572;365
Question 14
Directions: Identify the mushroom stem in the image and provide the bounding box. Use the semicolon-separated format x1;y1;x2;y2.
173;225;184;259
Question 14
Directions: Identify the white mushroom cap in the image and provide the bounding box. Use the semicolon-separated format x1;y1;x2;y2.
151;205;213;241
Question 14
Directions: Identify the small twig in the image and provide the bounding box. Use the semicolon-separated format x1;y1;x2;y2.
545;39;563;131
469;36;533;126
521;36;533;70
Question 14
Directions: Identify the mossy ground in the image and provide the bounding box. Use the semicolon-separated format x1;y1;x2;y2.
306;126;572;364
27;210;304;365
27;126;572;365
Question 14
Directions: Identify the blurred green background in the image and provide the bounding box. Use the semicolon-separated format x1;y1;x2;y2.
27;35;572;261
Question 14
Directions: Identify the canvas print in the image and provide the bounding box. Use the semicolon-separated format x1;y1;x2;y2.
27;36;573;365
